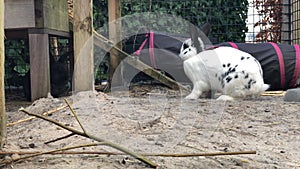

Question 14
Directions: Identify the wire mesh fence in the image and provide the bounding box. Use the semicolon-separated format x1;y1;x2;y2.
4;37;72;101
292;0;300;44
93;0;297;44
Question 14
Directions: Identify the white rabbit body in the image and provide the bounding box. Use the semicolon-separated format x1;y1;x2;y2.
179;40;269;100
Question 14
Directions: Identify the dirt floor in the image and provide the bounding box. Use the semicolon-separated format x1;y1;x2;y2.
2;85;300;169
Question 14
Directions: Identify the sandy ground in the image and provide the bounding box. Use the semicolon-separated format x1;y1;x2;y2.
2;85;300;169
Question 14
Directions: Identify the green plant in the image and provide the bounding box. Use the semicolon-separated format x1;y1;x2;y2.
4;39;30;87
93;0;249;42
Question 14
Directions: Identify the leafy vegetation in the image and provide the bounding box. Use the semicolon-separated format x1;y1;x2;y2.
4;40;29;87
93;0;249;43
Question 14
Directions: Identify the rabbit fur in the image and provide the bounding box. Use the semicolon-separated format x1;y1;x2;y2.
179;24;269;100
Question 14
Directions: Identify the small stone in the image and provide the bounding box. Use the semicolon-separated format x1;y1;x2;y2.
11;154;20;160
284;88;300;102
29;143;35;148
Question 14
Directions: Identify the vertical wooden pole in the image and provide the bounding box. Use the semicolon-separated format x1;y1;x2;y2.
73;0;94;92
0;0;7;148
108;0;123;87
28;33;51;100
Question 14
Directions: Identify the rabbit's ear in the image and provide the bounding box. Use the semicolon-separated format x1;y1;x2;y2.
189;23;202;53
200;23;211;36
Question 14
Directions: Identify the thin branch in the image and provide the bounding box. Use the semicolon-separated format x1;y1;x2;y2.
0;143;103;166
7;105;68;127
44;133;75;144
145;151;256;157
19;108;86;137
0;150;256;157
64;99;87;133
18;107;158;168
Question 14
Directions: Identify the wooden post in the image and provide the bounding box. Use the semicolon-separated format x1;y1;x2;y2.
108;0;123;87
73;0;94;92
28;32;51;100
0;0;7;148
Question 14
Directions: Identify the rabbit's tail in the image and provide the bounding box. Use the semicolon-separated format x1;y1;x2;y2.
261;84;270;92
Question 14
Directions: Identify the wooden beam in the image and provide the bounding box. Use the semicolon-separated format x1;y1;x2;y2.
108;0;123;87
0;0;7;148
73;0;94;92
28;33;51;100
28;28;71;38
93;31;189;91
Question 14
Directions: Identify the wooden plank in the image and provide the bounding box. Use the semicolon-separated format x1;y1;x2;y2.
29;33;51;100
4;0;35;29
35;0;69;32
28;28;71;38
0;0;7;148
93;31;189;91
108;0;123;86
5;28;71;39
4;29;28;39
73;0;94;92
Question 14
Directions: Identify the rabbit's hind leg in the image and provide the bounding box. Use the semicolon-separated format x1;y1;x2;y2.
185;81;207;99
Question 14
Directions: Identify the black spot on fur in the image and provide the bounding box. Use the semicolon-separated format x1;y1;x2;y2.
224;67;236;77
234;74;238;78
215;73;218;77
241;56;245;60
184;51;188;55
222;64;226;68
247;56;250;59
183;43;189;50
227;63;231;67
245;73;249;79
226;76;232;83
235;64;238;68
245;79;256;89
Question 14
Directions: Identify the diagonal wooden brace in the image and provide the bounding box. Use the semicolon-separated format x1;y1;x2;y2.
93;30;189;91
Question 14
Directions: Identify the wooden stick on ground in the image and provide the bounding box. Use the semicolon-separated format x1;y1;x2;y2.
0;150;256;157
0;143;103;166
261;91;286;96
7;105;68;127
18;99;158;168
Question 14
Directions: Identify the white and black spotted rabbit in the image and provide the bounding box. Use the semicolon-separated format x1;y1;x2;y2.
179;24;269;100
